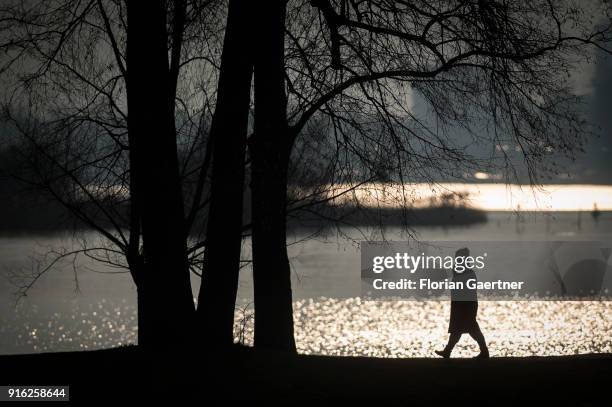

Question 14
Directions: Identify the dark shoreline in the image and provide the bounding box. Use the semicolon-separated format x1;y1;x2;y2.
0;205;490;235
1;209;610;236
1;346;610;404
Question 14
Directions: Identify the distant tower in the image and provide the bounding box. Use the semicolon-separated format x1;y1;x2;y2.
515;204;524;234
591;203;601;222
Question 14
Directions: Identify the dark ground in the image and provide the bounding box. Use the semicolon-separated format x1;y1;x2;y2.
0;346;610;405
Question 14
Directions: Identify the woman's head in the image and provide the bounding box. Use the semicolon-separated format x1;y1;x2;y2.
455;247;470;258
453;247;470;275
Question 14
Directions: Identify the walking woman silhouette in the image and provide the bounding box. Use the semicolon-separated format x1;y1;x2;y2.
435;248;489;358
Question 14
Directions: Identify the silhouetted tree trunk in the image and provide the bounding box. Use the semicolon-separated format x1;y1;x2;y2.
126;0;195;350
196;0;254;347
251;1;296;352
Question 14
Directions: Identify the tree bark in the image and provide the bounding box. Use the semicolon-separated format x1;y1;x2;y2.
126;0;195;350
196;0;254;347
251;1;297;352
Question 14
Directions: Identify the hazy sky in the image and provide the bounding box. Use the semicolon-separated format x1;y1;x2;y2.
409;49;612;185
1;1;610;186
585;51;612;184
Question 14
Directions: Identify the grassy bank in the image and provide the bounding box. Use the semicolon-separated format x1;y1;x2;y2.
1;346;610;404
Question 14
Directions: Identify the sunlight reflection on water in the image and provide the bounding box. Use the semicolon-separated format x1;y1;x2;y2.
287;299;612;358
0;299;137;354
238;298;612;357
2;299;610;357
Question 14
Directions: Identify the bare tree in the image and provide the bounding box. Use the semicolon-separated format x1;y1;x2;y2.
0;0;224;350
196;0;255;348
125;0;197;350
250;1;298;352
246;0;612;351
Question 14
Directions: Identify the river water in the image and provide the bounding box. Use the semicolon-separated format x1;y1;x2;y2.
1;211;611;357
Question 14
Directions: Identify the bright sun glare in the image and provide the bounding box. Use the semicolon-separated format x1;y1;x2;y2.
326;183;612;211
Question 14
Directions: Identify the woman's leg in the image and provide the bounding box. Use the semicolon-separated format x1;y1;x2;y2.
469;323;489;357
446;332;461;351
435;332;461;358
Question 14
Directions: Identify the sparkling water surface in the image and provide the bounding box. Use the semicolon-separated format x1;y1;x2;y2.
1;298;610;357
1;212;611;356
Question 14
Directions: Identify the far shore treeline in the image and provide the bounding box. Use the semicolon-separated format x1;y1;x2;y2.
0;143;486;233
